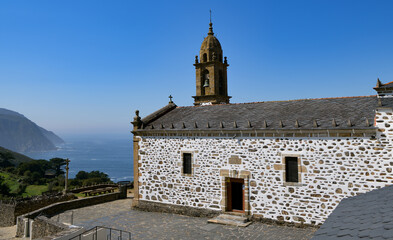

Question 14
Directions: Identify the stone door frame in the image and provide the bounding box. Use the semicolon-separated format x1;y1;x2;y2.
220;169;251;215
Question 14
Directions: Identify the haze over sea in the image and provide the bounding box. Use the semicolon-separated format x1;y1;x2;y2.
25;134;134;183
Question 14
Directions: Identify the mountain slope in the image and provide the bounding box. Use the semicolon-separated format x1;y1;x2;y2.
0;146;34;166
0;108;64;152
38;126;65;145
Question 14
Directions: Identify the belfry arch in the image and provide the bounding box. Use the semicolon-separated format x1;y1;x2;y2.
192;21;231;105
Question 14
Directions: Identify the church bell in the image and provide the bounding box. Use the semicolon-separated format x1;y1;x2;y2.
203;79;209;87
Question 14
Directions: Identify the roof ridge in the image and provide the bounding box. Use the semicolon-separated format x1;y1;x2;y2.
176;95;377;108
382;80;393;86
141;103;177;124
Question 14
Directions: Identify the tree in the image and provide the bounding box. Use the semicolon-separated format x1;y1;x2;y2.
16;183;27;195
88;171;110;181
74;170;111;186
0;152;14;161
49;158;66;176
4;166;16;174
0;159;13;168
0;176;10;196
31;172;42;185
0;152;14;168
17;160;51;176
76;171;89;180
69;179;82;187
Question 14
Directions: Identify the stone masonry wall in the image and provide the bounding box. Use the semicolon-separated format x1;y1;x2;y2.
16;192;125;237
31;216;68;239
0;194;75;227
137;108;393;225
0;203;16;227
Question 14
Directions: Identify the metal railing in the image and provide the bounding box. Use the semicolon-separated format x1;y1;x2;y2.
69;226;131;240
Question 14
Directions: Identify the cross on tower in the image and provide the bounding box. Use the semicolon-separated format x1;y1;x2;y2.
169;95;173;104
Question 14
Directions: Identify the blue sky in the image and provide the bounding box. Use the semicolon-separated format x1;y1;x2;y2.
1;0;393;136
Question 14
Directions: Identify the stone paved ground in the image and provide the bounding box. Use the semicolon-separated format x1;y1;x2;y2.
0;225;18;240
51;198;318;240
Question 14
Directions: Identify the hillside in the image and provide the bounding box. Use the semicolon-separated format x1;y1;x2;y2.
0;146;34;166
0;108;64;153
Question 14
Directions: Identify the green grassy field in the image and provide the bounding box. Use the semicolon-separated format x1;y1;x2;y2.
22;185;48;197
0;171;49;197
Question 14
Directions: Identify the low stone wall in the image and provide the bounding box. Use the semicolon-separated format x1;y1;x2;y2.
28;192;123;219
14;194;76;219
0;203;16;227
16;190;127;238
0;194;75;227
134;200;221;218
69;184;118;193
16;216;84;240
16;217;26;238
31;216;69;239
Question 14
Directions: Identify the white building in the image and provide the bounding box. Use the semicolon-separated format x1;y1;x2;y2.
131;22;393;225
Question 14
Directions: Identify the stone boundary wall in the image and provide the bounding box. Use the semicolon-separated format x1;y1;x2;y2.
134;200;220;218
16;216;84;240
0;203;17;227
69;183;118;193
0;194;75;227
135;106;393;225
16;190;126;237
31;216;69;239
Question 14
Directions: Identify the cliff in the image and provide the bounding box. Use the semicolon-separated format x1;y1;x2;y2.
0;108;64;153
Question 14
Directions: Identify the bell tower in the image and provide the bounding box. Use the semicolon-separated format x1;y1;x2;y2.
193;21;231;105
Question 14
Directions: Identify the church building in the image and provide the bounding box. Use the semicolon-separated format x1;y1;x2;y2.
131;21;393;225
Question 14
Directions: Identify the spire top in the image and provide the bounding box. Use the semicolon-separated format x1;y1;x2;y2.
208;10;214;35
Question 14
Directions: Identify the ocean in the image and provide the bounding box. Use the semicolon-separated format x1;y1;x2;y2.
25;135;134;183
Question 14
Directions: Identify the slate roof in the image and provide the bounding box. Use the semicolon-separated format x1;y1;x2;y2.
312;185;393;240
139;96;393;131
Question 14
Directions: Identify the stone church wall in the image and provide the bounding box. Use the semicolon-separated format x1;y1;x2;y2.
137;108;393;225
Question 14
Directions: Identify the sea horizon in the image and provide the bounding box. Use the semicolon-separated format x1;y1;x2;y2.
24;134;134;183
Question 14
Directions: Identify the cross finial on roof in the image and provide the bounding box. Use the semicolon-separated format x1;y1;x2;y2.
169;95;173;104
210;9;212;23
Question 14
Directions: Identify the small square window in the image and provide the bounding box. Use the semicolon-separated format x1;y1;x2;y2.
183;153;192;175
285;157;298;182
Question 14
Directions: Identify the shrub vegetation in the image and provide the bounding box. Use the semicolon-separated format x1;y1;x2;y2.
0;151;113;198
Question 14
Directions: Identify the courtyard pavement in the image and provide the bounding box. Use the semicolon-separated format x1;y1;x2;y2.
51;198;317;240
